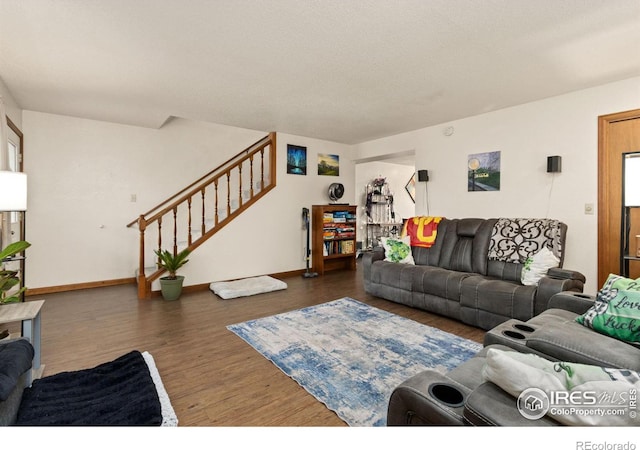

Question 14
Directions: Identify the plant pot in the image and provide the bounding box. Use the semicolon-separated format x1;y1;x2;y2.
159;276;184;301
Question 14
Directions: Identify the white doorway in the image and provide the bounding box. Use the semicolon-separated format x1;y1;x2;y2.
354;151;415;250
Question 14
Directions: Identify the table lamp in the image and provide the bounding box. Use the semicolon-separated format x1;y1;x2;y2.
0;170;27;211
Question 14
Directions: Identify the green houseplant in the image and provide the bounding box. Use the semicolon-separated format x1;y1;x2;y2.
154;248;190;301
0;240;31;304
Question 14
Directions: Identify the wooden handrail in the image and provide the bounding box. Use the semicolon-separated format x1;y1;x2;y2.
126;133;275;228
131;132;277;299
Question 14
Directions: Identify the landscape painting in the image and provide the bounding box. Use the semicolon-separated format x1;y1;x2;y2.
468;151;501;191
287;144;307;175
318;153;339;176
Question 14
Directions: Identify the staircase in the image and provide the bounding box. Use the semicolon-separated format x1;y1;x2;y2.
127;132;277;299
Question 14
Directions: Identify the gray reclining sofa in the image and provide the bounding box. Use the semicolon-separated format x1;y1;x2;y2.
387;291;640;426
363;217;586;330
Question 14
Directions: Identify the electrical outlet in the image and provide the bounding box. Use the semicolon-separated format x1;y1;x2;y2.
584;203;594;215
130;194;137;203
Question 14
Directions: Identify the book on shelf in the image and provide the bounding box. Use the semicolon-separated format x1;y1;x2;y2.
323;239;355;255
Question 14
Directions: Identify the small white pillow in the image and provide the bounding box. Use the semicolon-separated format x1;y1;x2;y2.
521;247;560;286
482;348;640;426
381;236;415;265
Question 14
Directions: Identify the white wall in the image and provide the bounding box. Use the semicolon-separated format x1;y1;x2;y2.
19;77;640;293
22;113;353;289
354;161;416;247
354;77;640;293
0;77;21;128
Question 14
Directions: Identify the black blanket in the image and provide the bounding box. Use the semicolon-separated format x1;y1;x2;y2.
15;350;163;426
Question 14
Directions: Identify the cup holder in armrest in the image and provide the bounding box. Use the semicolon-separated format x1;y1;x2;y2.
428;383;465;408
502;330;526;340
512;323;535;333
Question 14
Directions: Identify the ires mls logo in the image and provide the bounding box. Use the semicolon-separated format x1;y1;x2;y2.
517;388;550;420
517;387;638;421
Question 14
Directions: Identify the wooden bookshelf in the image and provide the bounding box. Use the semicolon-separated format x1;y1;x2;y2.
312;204;357;275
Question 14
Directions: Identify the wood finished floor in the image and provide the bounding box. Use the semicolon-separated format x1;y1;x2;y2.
26;263;484;426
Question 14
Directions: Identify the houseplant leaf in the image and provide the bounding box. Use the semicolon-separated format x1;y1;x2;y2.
0;241;30;304
154;248;190;279
0;240;30;261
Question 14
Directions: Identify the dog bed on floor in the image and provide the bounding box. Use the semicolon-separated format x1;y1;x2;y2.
209;275;287;300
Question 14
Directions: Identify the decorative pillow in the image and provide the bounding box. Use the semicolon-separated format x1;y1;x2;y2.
521;247;560;286
482;348;640;426
382;236;415;265
575;274;640;343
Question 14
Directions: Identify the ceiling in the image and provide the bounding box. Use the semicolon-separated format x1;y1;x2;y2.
1;0;639;145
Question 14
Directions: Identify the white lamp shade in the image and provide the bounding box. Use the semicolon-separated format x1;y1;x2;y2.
0;171;27;211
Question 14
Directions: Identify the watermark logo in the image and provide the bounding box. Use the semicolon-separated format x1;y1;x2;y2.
516;387;637;421
517;387;550;420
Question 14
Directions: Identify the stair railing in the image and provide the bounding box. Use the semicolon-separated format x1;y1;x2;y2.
127;132;276;298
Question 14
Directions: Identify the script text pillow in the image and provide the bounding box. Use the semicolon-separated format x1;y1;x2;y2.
521;247;560;286
575;274;640;343
382;236;415;265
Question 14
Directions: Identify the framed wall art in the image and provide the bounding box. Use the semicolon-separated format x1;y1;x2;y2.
287;144;307;175
468;151;501;191
405;174;416;203
318;153;339;176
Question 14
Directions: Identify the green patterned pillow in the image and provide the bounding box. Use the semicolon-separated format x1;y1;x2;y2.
381;236;415;265
575;274;640;343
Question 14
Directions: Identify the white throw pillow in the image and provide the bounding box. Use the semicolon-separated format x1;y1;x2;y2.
482;348;640;426
521;247;560;286
381;236;415;265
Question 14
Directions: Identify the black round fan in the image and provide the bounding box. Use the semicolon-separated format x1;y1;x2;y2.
328;183;345;202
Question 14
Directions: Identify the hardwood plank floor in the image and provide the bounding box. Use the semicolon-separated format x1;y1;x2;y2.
26;262;484;426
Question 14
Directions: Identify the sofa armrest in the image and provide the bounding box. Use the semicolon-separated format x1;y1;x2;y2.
387;370;470;426
547;267;586;283
548;291;595;315
362;247;385;283
464;382;558;426
0;338;34;401
533;269;586;316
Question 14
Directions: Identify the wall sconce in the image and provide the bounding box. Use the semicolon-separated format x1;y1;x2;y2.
547;156;562;173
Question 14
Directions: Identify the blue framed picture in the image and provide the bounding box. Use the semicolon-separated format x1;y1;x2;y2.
287;144;307;175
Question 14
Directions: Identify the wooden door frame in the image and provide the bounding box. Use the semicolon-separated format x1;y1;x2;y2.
6;115;23;172
598;108;640;287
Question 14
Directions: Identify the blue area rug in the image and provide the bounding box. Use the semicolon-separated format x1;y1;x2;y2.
227;297;482;426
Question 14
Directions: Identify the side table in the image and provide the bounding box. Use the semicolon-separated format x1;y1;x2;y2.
0;299;45;384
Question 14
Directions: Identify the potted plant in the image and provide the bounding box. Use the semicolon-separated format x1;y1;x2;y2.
154;248;190;301
0;240;31;304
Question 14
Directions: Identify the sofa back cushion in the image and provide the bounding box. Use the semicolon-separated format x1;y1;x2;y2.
438;218;495;275
411;218;451;266
486;218;568;281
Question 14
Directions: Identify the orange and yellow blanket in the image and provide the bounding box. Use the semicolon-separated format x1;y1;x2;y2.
402;216;443;248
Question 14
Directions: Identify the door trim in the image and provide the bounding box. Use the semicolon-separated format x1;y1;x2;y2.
598;108;640;287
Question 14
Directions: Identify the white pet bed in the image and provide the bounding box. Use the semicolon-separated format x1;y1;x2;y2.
209;275;288;299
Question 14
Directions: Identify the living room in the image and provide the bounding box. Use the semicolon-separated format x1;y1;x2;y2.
1;0;640;445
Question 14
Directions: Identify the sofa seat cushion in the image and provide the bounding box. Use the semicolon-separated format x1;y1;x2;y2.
526;319;640;371
411;267;472;301
370;260;415;291
460;276;537;322
0;339;34;401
